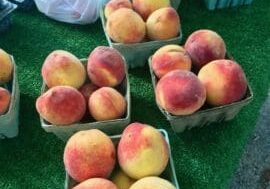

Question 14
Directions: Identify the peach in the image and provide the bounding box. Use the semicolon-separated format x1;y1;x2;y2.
155;70;206;115
106;8;146;43
0;87;11;115
89;87;126;121
36;86;86;125
185;29;226;70
111;169;136;189
133;0;170;21
118;123;169;179
42;50;86;89
73;178;118;189
79;83;99;102
198;59;247;106
152;45;192;78
0;49;13;84
130;176;176;189
105;0;132;18
146;7;180;40
64;129;116;182
88;46;126;87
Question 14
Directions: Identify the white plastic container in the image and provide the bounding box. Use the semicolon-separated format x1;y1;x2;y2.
0;56;20;139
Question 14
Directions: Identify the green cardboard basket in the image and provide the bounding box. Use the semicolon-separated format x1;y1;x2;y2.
39;59;131;141
65;129;180;189
148;56;253;133
0;56;20;139
204;0;253;10
100;4;183;69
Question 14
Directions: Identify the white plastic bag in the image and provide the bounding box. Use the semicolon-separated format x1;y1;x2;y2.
34;0;109;24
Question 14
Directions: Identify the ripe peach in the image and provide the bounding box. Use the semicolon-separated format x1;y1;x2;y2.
89;87;126;121
198;59;247;106
73;178;118;189
87;46;125;87
79;83;99;102
64;130;116;182
146;7;180;40
42;50;86;89
185;29;226;70
0;87;11;115
133;0;170;21
106;8;146;43
111;169;136;189
118;123;169;179
105;0;132;18
0;49;13;84
36;86;86;125
130;176;176;189
155;70;206;115
152;45;192;78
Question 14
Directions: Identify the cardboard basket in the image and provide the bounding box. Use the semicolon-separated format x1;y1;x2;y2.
148;57;253;133
39;59;131;141
204;0;253;10
0;56;20;139
64;129;180;189
100;6;183;69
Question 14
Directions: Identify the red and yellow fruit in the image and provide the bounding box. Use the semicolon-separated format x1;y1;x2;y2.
0;49;13;84
130;176;176;189
152;45;191;78
89;87;126;121
184;29;226;70
198;59;247;106
105;0;133;18
146;7;180;40
87;46;126;87
42;50;86;89
73;178;118;189
132;0;170;21
155;70;206;115
118;123;169;179
111;169;136;189
106;8;146;43
64;130;116;182
0;87;11;115
36;86;86;125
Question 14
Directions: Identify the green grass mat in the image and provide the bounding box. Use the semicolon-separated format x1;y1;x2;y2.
0;0;269;188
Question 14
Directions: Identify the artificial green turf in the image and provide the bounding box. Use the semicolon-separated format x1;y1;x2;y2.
0;0;269;188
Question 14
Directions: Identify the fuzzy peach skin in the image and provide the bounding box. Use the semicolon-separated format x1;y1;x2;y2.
105;0;132;18
133;0;170;21
0;87;11;115
106;8;146;43
88;46;125;87
117;123;169;179
146;7;180;41
36;86;86;125
73;178;118;189
130;176;176;189
152;45;192;78
111;169;136;189
184;29;226;70
155;70;206;115
42;50;86;89
64;130;116;182
79;83;99;102
0;49;13;84
198;59;247;106
89;87;126;121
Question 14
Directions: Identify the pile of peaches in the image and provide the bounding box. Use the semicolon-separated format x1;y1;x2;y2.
150;29;248;116
64;122;176;189
0;49;13;116
104;0;181;43
36;46;127;125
